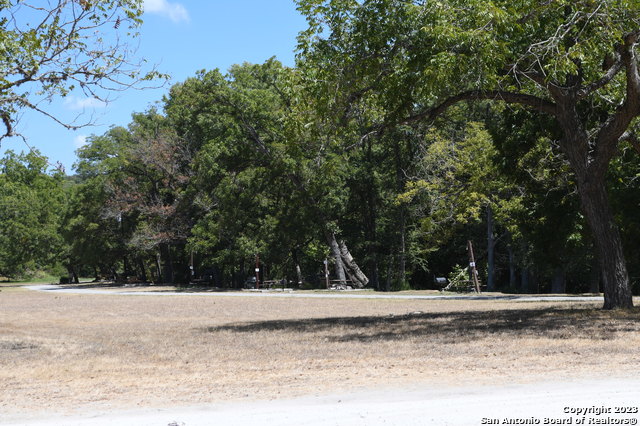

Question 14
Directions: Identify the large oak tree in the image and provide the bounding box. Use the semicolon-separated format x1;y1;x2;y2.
297;0;640;308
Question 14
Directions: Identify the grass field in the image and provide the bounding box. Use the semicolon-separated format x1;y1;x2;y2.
1;283;639;417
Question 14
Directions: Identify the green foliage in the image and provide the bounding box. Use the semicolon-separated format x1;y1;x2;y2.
606;140;640;292
390;278;411;292
296;0;640;132
487;108;594;288
296;0;640;303
397;119;517;258
3;0;639;297
167;61;306;273
446;264;473;293
0;150;65;279
61;172;123;275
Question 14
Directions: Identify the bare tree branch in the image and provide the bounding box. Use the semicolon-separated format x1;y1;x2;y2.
0;0;166;143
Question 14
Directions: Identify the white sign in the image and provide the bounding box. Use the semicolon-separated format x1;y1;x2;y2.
255;268;260;272
469;262;476;267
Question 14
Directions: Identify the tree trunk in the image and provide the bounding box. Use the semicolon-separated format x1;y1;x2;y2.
551;267;566;294
486;205;496;291
338;239;369;288
295;264;303;286
507;244;517;289
327;232;346;284
67;265;79;284
384;254;393;292
368;254;380;290
123;256;131;277
364;135;380;290
292;249;303;285
393;137;408;289
577;179;633;309
520;267;529;294
160;243;174;284
556;102;633;308
589;262;601;294
155;252;162;284
137;258;148;282
398;210;407;288
529;271;538;294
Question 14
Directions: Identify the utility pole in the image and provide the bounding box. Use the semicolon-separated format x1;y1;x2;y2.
467;240;481;293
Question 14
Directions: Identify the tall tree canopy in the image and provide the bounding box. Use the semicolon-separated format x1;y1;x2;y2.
3;1;639;305
0;150;65;278
166;60;371;288
296;0;640;308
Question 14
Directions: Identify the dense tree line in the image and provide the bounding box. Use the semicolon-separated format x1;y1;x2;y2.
0;151;66;278
1;1;640;309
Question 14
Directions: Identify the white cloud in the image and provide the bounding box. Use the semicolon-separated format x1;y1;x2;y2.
144;0;189;23
73;134;88;149
64;96;107;111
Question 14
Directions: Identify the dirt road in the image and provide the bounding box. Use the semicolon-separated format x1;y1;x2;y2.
5;378;639;426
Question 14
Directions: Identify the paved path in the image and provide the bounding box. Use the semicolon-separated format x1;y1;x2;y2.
26;284;604;302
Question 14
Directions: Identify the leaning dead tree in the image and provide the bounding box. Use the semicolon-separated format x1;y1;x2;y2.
338;239;369;287
325;230;369;288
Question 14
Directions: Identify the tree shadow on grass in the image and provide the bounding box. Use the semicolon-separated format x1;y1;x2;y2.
203;307;640;343
57;282;121;289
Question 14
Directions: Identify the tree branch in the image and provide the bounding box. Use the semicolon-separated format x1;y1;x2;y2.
577;52;623;98
592;30;640;177
0;0;162;146
620;131;640;155
622;30;640;108
1;110;14;140
401;90;557;125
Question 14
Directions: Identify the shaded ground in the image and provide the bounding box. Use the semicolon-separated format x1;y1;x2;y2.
1;284;638;421
207;306;640;342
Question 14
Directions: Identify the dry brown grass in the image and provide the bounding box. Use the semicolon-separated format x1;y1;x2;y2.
1;285;639;416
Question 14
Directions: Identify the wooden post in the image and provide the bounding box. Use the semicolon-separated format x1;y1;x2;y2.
155;252;162;284
255;253;260;289
467;240;481;293
324;259;330;289
486;205;495;291
189;250;195;280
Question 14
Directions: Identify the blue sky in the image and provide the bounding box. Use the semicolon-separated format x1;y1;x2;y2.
1;0;307;173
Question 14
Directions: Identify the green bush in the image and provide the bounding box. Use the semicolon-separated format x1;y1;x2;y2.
446;264;473;292
391;279;412;291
